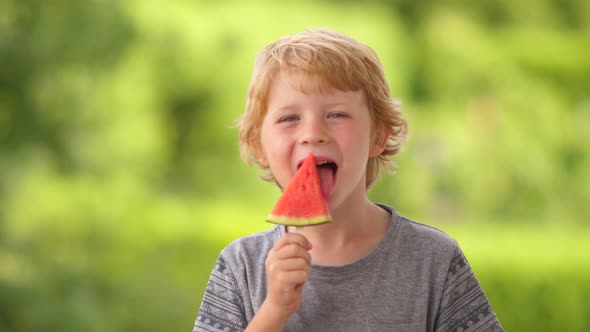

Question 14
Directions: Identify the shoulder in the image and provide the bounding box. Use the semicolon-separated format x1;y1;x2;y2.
381;204;460;260
219;226;283;268
222;225;282;253
399;215;457;248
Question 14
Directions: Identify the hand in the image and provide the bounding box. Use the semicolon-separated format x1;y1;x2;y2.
264;232;312;319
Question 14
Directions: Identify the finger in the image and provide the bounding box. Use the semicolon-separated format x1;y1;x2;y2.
267;257;310;275
273;233;312;251
266;247;311;271
274;244;312;264
276;270;309;286
294;283;304;295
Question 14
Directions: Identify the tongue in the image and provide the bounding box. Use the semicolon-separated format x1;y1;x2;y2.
317;166;334;199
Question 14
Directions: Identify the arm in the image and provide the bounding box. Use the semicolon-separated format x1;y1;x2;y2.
245;233;312;332
434;247;504;332
194;255;247;332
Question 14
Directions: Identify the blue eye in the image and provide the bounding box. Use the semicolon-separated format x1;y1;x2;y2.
278;115;299;122
328;112;349;118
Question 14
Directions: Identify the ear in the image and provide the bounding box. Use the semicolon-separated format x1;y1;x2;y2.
258;155;269;168
253;143;269;168
369;126;390;158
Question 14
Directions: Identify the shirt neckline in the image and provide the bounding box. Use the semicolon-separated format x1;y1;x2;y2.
275;204;401;278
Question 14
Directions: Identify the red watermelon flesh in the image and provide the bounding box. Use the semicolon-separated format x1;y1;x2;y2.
266;153;333;226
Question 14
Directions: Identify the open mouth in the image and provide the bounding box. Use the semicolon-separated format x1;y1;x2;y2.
315;160;338;175
299;159;337;199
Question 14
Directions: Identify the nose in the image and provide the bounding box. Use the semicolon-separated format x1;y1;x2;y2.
299;117;329;145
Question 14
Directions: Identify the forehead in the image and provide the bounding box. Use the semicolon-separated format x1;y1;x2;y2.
266;70;365;111
273;69;334;93
267;70;363;102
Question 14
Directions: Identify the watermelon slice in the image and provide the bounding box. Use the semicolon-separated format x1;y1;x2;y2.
266;153;333;226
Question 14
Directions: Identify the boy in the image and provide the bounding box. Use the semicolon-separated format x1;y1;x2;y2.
194;28;503;332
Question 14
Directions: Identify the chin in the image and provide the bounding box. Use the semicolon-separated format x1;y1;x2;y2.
326;194;342;212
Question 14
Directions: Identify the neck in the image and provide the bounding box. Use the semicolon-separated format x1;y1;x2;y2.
288;197;390;266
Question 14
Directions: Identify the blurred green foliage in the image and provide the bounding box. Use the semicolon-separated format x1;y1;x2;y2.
448;225;590;331
0;0;589;331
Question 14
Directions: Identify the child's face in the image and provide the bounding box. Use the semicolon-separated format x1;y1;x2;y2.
259;70;384;211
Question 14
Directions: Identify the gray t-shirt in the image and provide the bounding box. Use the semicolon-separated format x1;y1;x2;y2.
194;205;503;332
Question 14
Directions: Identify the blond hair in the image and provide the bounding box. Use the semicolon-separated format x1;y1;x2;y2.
237;28;407;189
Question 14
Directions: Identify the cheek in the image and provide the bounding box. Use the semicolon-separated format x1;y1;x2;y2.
259;119;275;152
345;122;372;150
260;132;281;158
259;127;289;169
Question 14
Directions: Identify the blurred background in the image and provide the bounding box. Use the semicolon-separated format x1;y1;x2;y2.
0;0;589;331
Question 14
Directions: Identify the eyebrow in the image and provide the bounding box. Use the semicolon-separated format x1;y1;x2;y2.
267;104;300;116
269;101;350;114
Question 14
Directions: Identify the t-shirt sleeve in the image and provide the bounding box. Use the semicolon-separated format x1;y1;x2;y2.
194;254;247;332
435;246;504;332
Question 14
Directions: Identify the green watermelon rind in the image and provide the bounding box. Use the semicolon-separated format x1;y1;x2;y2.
266;214;333;226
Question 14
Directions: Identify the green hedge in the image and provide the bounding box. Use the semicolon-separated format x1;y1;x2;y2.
1;178;587;332
481;267;590;331
450;225;590;332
